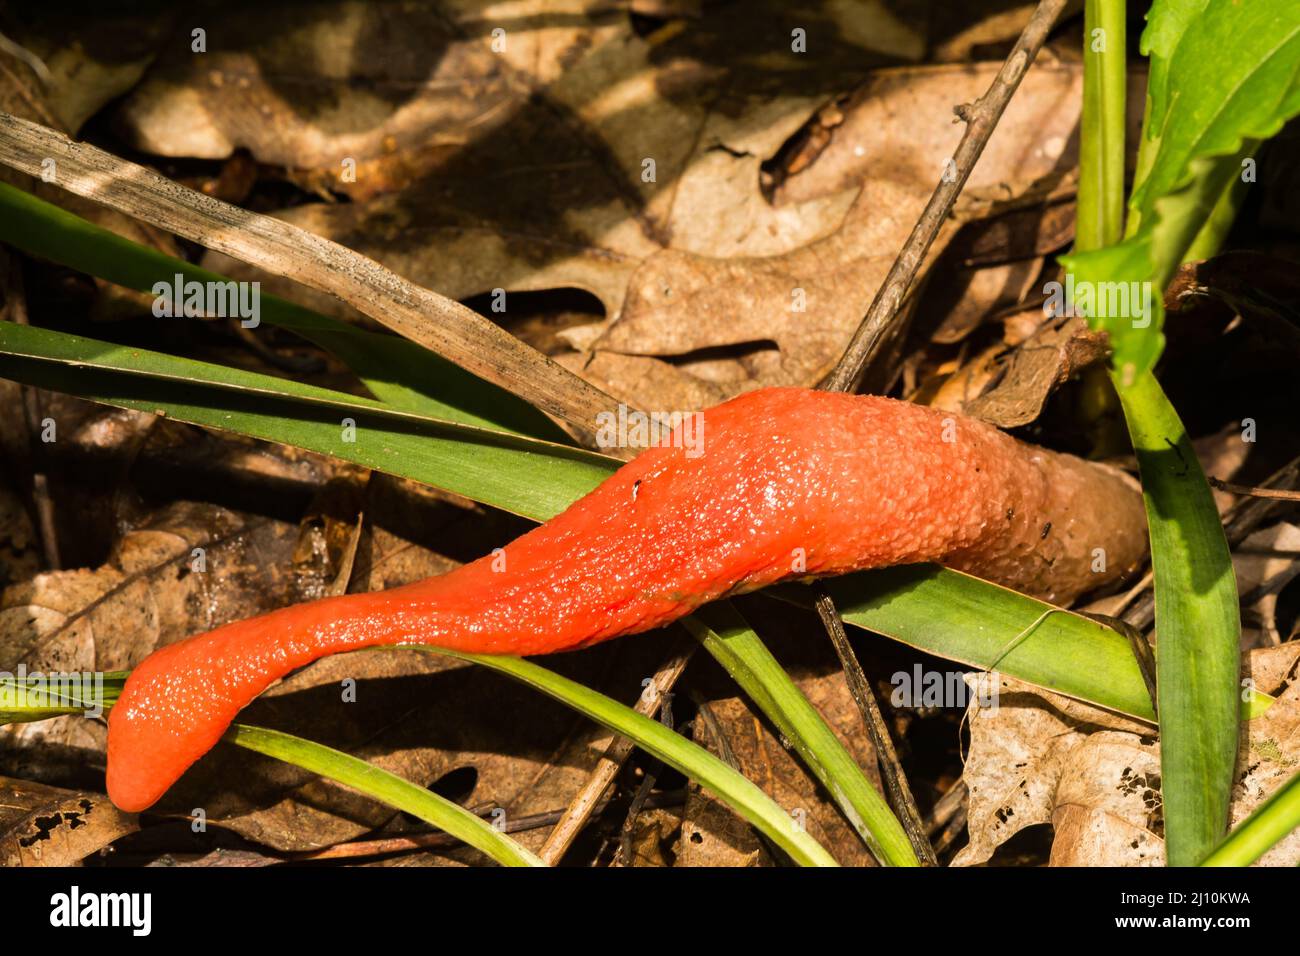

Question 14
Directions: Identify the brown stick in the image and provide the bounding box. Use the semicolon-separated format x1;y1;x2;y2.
814;590;937;865
822;0;1071;392
1208;477;1300;502
538;636;695;865
806;0;1070;864
0;112;623;440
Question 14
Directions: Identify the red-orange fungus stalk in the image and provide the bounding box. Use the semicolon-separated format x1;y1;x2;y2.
107;387;1146;811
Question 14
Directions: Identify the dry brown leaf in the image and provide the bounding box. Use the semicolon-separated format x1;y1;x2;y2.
922;314;1109;428
677;669;882;867
955;648;1300;867
951;673;1156;867
0;775;137;866
929;1;1046;63
619;806;684;867
1;8;172;133
170;15;1096;412
924;258;1043;347
1048;731;1163;866
581;62;1099;409
167;1;927;323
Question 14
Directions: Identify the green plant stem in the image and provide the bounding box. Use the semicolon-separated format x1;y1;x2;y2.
1077;0;1127;252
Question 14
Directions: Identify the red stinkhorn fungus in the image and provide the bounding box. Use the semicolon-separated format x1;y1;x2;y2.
106;387;1146;812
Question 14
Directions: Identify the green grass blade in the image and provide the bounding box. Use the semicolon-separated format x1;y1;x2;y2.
1200;770;1300;867
1119;370;1240;866
415;647;839;867
0;182;568;441
226;723;545;867
0;671;126;723
0;322;616;521
685;605;917;866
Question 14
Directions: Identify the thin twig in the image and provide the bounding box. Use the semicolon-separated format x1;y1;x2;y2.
814;590;937;865
0;112;625;441
538;636;695;865
923;779;969;856
802;0;1070;865
688;691;743;771
613;687;676;866
1209;476;1300;502
822;0;1071;392
923;779;967;837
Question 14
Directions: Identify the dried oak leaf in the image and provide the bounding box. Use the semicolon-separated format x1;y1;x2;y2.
922;314;1110;428
0;775;137;866
955;644;1300;867
580;62;1094;409
193;0;922;327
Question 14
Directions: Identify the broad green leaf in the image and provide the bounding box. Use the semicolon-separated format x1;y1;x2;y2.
782;568;1271;722
794;568;1156;721
0;322;616;522
1061;144;1248;386
1130;1;1300;228
227;723;545;867
410;647;839;867
1136;0;1209;156
1068;1;1300;381
685;605;918;866
1200;769;1300;867
0;182;568;441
